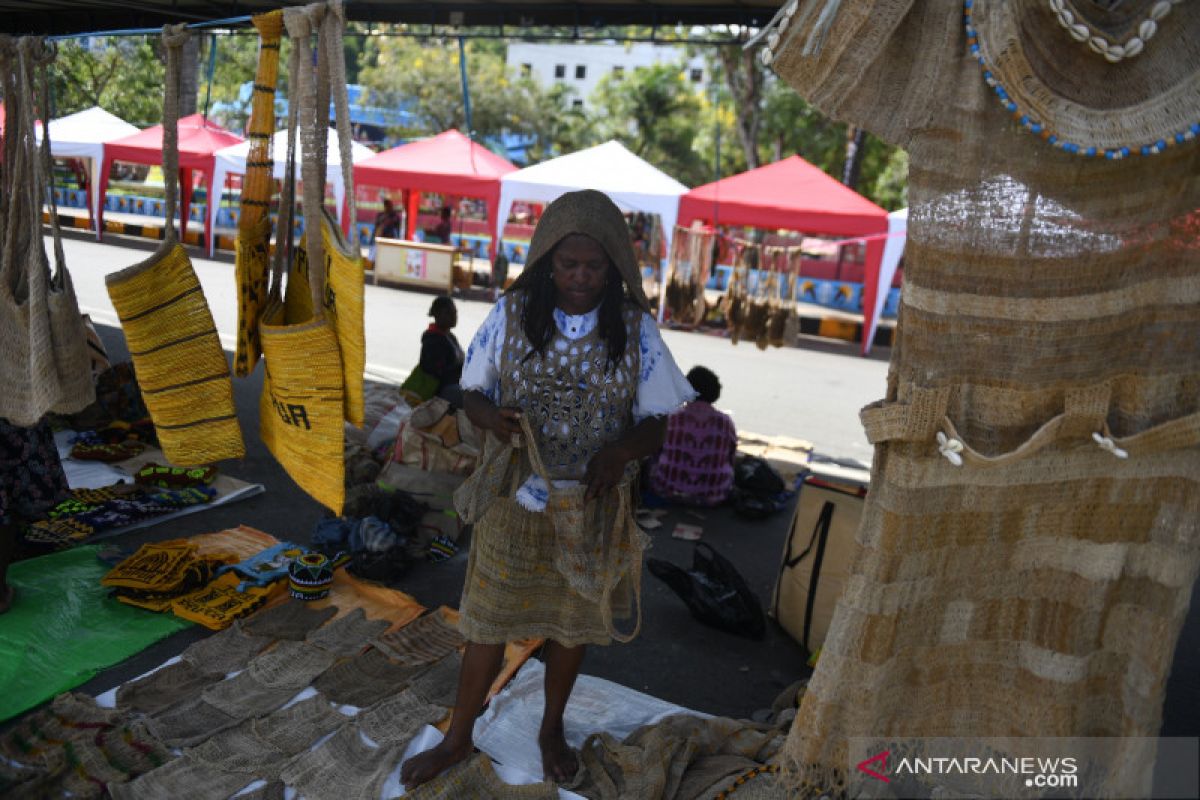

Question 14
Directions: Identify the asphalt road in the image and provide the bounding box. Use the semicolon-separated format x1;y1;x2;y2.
61;231;890;465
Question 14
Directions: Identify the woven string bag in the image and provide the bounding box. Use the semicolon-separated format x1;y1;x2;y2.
0;37;95;426
765;246;791;348
722;241;751;345
104;26;244;466
232;10;283;378
520;415;648;644
665;225;712;327
259;2;346;512
762;0;1200;795
273;2;365;428
740;243;772;349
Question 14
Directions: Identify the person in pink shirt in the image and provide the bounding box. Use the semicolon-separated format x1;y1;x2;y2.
650;366;738;506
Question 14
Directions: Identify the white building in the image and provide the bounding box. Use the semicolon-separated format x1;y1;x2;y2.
505;42;709;110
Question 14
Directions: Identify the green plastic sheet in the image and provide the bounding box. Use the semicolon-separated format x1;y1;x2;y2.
0;545;192;723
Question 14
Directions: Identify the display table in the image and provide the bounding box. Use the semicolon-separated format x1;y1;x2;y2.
374;238;455;293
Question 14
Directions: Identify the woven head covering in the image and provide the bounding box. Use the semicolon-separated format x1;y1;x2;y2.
509;189;651;313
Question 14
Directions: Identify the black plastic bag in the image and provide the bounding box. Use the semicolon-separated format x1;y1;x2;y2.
647;542;766;639
731;456;791;520
734;456;785;495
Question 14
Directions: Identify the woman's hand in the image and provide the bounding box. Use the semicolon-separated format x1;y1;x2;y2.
464;392;523;439
489;407;524;437
584;442;631;502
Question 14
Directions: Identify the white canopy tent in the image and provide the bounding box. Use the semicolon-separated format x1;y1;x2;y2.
209;128;374;255
495;140;688;261
36;106;139;239
863;207;907;355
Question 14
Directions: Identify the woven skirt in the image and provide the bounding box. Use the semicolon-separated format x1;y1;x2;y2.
458;498;633;648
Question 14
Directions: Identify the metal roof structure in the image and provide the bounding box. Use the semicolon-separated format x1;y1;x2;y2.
1;1;779;36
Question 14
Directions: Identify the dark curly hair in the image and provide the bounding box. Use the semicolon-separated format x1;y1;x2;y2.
515;248;631;371
686;366;721;403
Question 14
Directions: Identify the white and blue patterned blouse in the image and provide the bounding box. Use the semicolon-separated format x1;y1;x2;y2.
461;300;695;511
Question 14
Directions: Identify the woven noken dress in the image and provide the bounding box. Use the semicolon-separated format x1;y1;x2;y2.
761;0;1200;796
455;190;659;648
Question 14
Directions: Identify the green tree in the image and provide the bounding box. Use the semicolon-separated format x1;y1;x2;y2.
360;37;543;142
49;38;165;127
589;63;706;186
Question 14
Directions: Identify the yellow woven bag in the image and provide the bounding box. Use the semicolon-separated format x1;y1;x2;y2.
232;10;283;378
258;3;345;512
315;3;364;427
105;25;243;466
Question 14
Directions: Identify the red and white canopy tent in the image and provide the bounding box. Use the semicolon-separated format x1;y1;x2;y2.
353;129;517;260
677;155;891;353
97;113;243;248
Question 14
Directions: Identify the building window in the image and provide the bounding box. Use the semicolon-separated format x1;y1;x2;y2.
612;65;624;78
554;64;565;79
575;64;586;80
572;99;584;110
521;63;532;77
690;68;703;83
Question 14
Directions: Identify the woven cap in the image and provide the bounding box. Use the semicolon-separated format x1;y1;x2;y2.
970;0;1200;154
514;189;651;313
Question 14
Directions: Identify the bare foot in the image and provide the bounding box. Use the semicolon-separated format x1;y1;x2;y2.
539;725;578;783
0;586;12;615
401;737;473;789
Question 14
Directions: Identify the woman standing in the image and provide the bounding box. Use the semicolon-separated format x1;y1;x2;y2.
401;190;694;787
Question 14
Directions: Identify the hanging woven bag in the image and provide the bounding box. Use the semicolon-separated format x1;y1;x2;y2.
258;2;346;512
0;37;95;426
275;2;365;428
520;416;647;644
104;25;244;466
232;10;283;378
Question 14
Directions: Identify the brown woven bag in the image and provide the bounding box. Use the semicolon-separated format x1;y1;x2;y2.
0;36;95;425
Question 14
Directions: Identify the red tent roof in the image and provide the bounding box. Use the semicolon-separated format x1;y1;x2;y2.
104;113;242;170
677;155;888;237
354;129;516;197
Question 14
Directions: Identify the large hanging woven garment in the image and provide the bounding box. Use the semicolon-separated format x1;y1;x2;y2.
761;0;1200;796
259;1;350;512
0;36;95;426
664;225;714;327
232;10;283;378
104;26;244;466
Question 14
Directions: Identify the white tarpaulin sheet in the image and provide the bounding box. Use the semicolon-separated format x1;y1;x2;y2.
472;659;709;780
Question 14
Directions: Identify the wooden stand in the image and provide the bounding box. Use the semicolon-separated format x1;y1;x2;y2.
373;238;456;294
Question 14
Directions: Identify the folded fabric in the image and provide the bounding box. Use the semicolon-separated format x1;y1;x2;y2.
1;693;175;800
312;648;427;707
403;752;559;799
313;515;401;554
135;462;218;489
371;609;464;667
70;440;146;462
218;542;307;591
427;534;458;562
171;573;279;630
21;517;95;548
238;599;338;641
115;558;228;612
102;539;198;591
305;607;390;657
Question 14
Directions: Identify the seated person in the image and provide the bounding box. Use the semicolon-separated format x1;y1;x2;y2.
649;366;737;506
374;197;402;240
423;206;453;244
419;296;465;407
